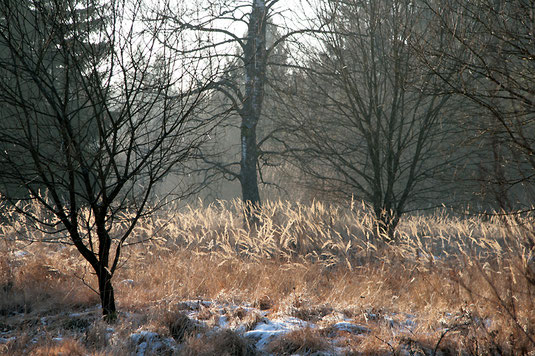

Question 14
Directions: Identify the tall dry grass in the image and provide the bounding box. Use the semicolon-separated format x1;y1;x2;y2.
1;199;534;354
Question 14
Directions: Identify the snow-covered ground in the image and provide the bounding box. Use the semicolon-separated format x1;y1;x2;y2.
123;299;424;355
0;296;441;355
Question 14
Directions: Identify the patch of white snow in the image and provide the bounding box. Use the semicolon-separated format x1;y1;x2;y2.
245;317;309;349
120;279;135;287
129;331;176;356
331;322;371;335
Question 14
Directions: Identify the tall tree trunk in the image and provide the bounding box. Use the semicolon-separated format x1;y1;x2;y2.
239;0;267;224
96;266;116;320
67;226;117;319
95;212;116;320
240;125;261;223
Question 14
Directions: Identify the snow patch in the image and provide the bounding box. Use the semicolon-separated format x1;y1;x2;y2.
120;279;135;287
245;317;309;349
0;337;16;344
129;331;176;356
13;251;28;258
330;322;371;335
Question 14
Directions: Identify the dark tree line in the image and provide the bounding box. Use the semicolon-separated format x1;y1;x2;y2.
420;0;535;211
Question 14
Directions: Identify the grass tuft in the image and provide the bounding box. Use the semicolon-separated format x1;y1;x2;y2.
182;329;256;356
165;311;199;343
267;327;331;355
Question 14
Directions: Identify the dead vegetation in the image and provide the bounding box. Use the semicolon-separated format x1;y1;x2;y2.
181;329;255;356
266;328;330;355
0;199;534;354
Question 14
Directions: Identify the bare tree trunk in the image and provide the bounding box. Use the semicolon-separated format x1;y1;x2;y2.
94;212;116;319
240;124;261;221
239;0;267;223
96;267;116;319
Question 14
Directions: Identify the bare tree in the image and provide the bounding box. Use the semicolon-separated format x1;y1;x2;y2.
280;0;455;240
0;0;213;319
151;0;312;222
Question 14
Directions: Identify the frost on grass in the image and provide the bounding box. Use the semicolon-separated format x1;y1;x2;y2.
244;316;309;349
129;330;176;356
174;300;378;354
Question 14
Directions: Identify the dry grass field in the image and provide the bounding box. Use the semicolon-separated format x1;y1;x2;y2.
1;200;534;355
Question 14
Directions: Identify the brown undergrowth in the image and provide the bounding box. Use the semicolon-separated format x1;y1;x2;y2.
0;200;534;354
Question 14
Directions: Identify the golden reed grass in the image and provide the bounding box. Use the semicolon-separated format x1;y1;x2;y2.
1;199;534;354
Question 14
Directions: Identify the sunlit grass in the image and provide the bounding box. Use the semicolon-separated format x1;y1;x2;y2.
1;199;534;354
